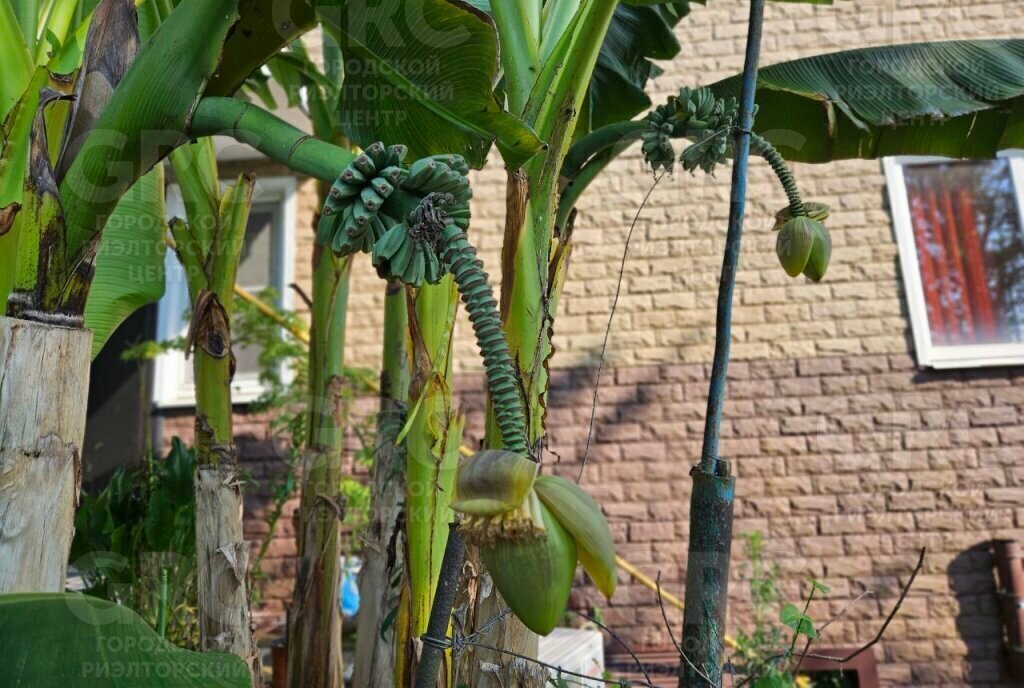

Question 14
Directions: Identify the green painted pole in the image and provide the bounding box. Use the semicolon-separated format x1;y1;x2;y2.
681;0;765;685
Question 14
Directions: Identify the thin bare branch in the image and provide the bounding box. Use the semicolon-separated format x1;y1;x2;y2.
574;610;653;686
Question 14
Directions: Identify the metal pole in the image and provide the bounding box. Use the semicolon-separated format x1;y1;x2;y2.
681;0;765;685
413;524;465;688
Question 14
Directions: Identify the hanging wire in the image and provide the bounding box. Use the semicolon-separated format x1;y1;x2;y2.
577;171;666;483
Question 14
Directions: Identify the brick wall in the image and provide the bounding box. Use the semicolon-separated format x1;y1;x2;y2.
156;2;1024;686
161;348;1023;685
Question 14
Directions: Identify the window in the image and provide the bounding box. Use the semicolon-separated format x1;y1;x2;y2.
885;154;1024;368
153;176;296;407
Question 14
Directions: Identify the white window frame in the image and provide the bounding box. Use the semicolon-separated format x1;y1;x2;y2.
153;175;297;407
884;152;1024;369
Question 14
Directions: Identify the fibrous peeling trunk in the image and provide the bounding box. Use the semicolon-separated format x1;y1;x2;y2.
453;570;547;688
195;463;257;677
178;176;258;686
0;316;91;593
402;277;463;687
353;280;409;688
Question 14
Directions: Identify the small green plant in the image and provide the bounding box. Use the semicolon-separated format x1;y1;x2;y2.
732;532;832;688
71;438;199;648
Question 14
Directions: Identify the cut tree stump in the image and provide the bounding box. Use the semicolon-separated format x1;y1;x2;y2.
0;315;92;593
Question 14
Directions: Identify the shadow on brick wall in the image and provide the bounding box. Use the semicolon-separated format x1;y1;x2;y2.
948;544;1008;685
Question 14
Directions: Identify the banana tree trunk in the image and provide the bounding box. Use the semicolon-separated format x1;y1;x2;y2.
401;278;462;688
193;327;259;681
0;315;91;593
178;176;259;685
353;280;410;688
287;246;352;688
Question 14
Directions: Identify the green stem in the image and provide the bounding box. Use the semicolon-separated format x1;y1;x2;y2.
558;126;808;229
491;0;540;114
287;245;351;688
190;97;354;182
192;178;250;465
404;275;461;679
556;140;628;231
539;0;581;62
525;0;616;140
751;133;806;216
560;120;645;180
352;280;409;688
438;224;528;454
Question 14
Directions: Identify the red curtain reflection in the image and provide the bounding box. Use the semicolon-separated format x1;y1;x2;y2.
907;178;998;345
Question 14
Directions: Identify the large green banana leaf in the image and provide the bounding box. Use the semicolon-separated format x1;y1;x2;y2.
578;2;693;138
0;0;33;120
709;39;1024;162
83;166;166;358
205;0;317;97
316;0;542;169
0;592;249;687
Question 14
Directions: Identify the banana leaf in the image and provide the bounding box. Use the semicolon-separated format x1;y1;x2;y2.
0;592;248;687
317;0;542;169
577;1;692;138
205;0;317;97
574;0;836;136
708;39;1024;162
60;0;238;267
83;166;166;358
0;0;33;120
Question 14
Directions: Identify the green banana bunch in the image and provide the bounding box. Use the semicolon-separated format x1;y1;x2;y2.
451;450;616;635
370;154;473;287
775;208;832;282
641;87;740;174
316;142;408;255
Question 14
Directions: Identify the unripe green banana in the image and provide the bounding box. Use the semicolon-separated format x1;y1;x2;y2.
406;158;439;187
481;501;576;636
340;166;367;186
802;219;832;282
353;152;375;177
373;223;405;261
364;141;387;169
776;215;817;277
360;186;384;211
424;250;442;284
407;244;425;285
389;238;414;276
451;451;617;635
534;475;616;598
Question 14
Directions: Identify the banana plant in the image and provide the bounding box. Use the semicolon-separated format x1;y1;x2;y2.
554;31;1024;687
318;1;1024;686
165;147;261;681
3;1;1023;688
256;34;357;688
0;0;153;596
0;1;314;682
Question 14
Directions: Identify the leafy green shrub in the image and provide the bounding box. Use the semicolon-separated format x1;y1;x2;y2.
71;438;199;648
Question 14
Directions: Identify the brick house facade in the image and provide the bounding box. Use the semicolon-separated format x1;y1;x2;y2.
151;2;1024;685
